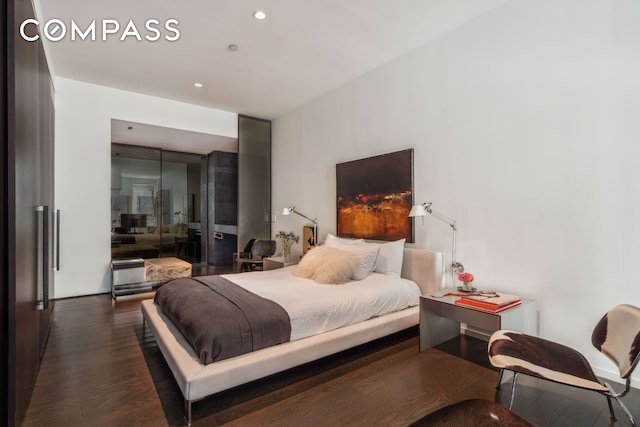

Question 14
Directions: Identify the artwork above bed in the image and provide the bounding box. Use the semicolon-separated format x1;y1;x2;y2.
336;149;414;242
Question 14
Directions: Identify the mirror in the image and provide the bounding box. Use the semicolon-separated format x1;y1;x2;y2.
111;144;204;262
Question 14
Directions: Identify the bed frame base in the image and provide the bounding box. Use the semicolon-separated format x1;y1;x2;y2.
141;248;444;425
142;300;419;424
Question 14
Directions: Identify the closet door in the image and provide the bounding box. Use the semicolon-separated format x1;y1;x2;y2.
37;37;55;358
12;0;42;422
1;0;9;421
5;0;56;424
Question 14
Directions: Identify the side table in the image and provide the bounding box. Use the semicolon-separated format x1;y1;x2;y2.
263;256;298;271
420;289;537;352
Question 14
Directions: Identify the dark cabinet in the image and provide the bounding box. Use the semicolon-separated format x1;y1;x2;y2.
2;0;56;424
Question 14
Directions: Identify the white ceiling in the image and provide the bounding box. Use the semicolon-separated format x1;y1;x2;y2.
36;0;508;121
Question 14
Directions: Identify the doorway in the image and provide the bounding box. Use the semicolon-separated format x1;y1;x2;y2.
110;119;238;273
111;144;203;263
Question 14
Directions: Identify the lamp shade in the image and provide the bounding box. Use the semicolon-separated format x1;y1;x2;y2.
408;204;427;217
282;206;294;215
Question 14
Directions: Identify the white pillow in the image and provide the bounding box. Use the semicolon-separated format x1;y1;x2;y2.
324;233;363;247
293;246;358;284
362;239;405;277
327;241;380;280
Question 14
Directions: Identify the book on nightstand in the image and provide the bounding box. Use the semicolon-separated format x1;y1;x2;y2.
455;298;522;313
463;292;520;306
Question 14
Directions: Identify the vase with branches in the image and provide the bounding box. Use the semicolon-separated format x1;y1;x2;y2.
276;230;299;262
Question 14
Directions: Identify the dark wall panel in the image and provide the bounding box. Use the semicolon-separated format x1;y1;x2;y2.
207;151;238;266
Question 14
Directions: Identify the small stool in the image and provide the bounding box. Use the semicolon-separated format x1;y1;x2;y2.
144;257;192;282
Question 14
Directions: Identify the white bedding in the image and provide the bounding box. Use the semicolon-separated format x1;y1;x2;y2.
221;266;421;341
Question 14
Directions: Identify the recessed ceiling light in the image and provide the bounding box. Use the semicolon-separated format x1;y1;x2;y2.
227;44;238;52
253;10;266;20
193;82;203;88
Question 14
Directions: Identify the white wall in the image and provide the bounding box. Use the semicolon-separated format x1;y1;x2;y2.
54;78;237;297
273;0;640;384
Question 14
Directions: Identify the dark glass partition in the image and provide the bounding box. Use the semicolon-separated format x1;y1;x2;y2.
237;116;272;254
111;144;203;263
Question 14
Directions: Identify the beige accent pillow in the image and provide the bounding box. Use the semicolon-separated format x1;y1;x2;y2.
293;246;358;284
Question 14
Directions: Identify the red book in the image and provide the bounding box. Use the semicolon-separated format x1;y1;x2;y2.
455;298;522;313
457;298;518;310
462;292;519;307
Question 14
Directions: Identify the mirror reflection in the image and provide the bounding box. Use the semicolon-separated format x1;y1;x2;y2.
111;144;203;263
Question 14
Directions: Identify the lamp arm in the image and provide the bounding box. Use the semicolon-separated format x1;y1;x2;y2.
424;206;456;230
292;209;317;225
421;203;463;275
291;209;318;247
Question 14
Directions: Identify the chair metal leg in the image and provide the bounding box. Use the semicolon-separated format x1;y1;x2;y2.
605;382;635;425
606;395;616;422
496;369;504;389
509;372;518;410
616;397;636;426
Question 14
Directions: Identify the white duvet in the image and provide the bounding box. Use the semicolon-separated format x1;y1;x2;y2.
221;266;421;341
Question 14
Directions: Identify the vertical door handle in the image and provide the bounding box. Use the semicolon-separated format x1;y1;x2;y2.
35;206;49;310
54;209;60;271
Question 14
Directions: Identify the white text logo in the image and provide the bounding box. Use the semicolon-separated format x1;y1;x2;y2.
20;18;180;42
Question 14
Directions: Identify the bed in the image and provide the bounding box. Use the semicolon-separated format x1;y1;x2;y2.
141;245;443;424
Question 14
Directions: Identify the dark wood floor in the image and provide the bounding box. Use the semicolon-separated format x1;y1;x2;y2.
22;293;639;426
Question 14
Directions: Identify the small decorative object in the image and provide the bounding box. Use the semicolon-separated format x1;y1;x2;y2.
457;272;475;292
281;206;318;253
303;225;317;254
276;230;299;262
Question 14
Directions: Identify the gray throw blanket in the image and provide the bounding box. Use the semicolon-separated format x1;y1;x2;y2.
154;276;291;365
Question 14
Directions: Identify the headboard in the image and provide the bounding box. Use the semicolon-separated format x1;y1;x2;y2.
401;248;444;295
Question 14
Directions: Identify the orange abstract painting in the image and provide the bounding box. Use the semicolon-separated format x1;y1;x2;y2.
336;149;413;242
